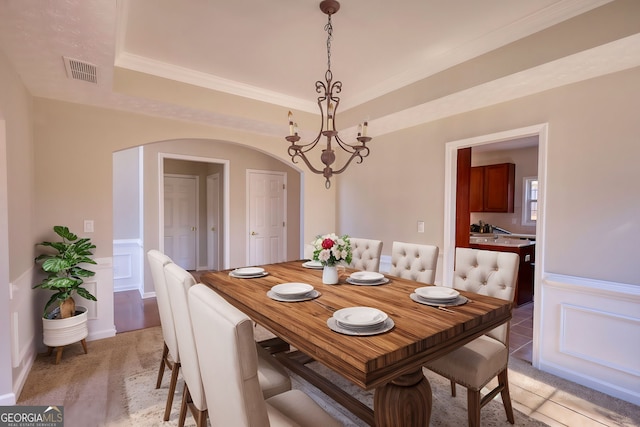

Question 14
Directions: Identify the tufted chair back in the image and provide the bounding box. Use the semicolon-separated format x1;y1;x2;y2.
389;241;439;284
349;237;383;272
453;247;519;343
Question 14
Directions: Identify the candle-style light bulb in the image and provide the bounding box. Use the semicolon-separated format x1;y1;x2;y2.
288;111;294;136
357;124;362;137
362;121;368;137
327;103;334;130
293;122;299;136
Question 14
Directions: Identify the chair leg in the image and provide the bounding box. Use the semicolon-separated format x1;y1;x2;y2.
450;379;456;397
178;384;189;427
80;338;88;354
467;388;481;427
156;343;168;389
163;361;181;421
498;369;515;424
195;408;208;427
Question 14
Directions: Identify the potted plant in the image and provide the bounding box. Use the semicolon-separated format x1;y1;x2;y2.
34;225;97;361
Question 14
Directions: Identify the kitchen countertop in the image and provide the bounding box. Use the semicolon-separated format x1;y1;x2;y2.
469;235;536;247
470;232;536;239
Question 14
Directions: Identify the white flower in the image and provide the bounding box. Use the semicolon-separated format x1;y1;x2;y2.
318;250;330;262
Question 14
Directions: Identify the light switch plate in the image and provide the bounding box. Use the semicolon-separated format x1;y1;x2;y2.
84;220;94;233
417;221;425;233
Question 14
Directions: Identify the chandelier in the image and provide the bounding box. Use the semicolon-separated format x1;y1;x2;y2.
285;0;371;189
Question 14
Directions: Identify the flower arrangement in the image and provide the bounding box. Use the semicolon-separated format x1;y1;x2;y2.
312;233;352;266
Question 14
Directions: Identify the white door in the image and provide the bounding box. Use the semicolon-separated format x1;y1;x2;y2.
207;173;220;270
248;171;286;265
164;175;197;270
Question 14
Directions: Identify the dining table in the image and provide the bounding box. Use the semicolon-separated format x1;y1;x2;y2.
200;260;512;427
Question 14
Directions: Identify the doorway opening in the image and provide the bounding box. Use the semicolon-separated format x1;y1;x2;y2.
444;123;548;368
158;153;230;271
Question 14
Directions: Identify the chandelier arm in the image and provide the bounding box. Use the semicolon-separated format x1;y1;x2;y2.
331;149;367;175
333;133;368;152
288;148;325;175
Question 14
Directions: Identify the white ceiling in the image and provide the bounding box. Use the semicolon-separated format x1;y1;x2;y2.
0;0;636;138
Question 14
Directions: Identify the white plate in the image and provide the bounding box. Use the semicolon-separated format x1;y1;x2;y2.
333;307;388;327
415;286;459;301
349;271;385;282
410;293;468;307
302;260;323;269
267;290;320;302
229;271;268;279
271;282;314;298
327;317;394;336
233;267;265;276
346;277;389;286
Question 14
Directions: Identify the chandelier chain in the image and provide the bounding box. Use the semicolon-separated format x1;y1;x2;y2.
325;14;333;71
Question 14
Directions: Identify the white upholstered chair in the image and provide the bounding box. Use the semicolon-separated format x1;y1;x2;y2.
188;284;342;427
388;241;439;284
164;264;293;427
147;249;180;421
349;237;383;272
425;247;519;426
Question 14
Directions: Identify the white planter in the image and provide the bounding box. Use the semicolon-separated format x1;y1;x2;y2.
43;306;89;348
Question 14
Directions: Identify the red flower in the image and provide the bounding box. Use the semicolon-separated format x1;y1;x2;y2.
321;238;334;250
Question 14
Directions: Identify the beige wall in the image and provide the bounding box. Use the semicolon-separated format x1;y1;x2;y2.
338;66;640;286
0;50;35;280
32;99;335;264
0;47;35;402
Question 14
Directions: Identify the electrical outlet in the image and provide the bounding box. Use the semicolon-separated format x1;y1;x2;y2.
84;220;94;233
417;221;425;233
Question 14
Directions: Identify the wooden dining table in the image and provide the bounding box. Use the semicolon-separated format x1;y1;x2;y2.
200;260;512;427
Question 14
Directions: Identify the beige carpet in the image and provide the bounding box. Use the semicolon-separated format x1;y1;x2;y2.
17;326;639;426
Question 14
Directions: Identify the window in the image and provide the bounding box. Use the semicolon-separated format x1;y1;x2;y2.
522;177;538;226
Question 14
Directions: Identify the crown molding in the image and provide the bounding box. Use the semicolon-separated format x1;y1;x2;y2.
115;52;317;113
340;0;614;110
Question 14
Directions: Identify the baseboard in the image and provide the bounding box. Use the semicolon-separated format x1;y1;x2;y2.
88;327;116;341
0;392;17;406
539;359;640;406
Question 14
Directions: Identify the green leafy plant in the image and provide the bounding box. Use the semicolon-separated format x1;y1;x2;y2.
34;225;97;318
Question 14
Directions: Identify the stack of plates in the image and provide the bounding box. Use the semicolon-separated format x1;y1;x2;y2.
302;260;323;269
412;286;467;306
229;267;268;278
327;307;394;335
346;271;389;286
267;283;319;302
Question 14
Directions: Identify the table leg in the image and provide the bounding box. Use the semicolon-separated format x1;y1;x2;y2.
374;368;432;427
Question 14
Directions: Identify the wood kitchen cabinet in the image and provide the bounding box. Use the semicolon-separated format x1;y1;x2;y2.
470;163;515;212
468;242;535;307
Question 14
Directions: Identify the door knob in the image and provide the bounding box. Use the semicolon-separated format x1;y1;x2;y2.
211;227;215;231
191;226;197;231
251;231;258;236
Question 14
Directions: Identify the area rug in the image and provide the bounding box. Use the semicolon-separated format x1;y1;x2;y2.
120;353;548;426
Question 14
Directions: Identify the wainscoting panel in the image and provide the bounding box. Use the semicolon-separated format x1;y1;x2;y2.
113;239;143;292
539;274;640;405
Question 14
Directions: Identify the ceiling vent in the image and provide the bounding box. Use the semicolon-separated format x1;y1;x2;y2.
63;56;97;84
